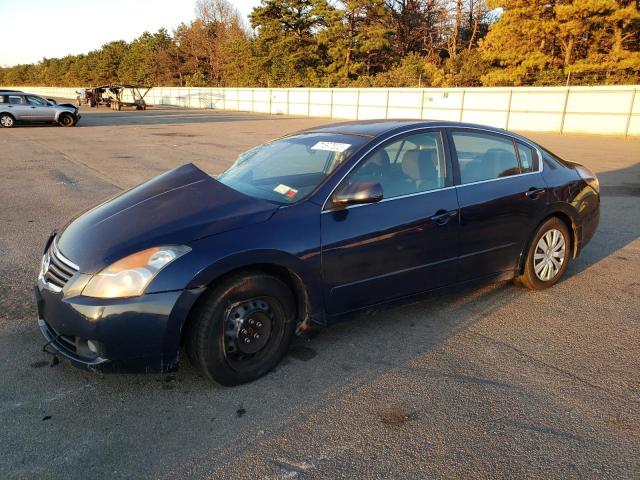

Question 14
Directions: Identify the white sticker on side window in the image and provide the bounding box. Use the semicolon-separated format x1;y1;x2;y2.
311;141;352;153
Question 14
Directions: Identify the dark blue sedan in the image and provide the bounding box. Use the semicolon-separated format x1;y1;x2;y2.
35;120;600;385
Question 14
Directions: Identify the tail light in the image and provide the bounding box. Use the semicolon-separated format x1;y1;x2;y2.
575;165;599;194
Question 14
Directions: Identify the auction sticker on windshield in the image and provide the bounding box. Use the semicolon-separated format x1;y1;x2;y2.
311;141;352;153
274;184;299;199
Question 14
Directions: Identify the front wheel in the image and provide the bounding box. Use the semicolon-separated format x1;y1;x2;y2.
58;113;75;127
0;113;15;128
186;272;296;386
516;217;570;290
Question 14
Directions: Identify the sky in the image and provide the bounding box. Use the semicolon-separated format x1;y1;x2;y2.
0;0;263;67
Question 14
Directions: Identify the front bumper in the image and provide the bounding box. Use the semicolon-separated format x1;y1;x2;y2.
34;280;202;373
38;316;109;368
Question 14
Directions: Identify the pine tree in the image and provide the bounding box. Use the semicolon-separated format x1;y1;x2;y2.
250;0;330;87
481;0;640;85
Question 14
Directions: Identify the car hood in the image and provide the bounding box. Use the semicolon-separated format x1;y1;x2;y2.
57;103;78;111
57;163;278;273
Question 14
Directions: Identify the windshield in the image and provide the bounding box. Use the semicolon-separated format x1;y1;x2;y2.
218;133;368;204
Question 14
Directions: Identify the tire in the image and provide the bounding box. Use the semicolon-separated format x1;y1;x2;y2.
516;217;570;290
58;113;75;127
186;272;296;386
0;113;15;128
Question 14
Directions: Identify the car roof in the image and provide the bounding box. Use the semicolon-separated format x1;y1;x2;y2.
302;119;509;138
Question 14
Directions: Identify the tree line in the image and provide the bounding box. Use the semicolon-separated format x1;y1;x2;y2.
2;0;639;88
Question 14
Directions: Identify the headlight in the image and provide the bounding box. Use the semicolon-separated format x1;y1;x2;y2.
82;245;190;299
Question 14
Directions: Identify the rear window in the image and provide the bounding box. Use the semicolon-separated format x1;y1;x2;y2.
452;131;521;184
516;142;537;173
8;95;24;104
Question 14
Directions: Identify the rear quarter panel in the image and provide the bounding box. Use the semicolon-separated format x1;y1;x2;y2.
540;153;600;255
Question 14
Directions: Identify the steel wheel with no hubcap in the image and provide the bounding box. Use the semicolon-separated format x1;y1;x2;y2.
533;228;566;281
224;298;274;359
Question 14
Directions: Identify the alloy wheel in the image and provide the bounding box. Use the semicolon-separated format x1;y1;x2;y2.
0;115;14;127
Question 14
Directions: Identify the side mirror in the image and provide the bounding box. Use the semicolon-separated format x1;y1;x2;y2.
331;182;383;209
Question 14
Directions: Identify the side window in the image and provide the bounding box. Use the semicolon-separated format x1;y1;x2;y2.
0;95;5;103
8;95;24;105
452;131;521;184
347;131;447;199
26;95;47;106
516;142;537;173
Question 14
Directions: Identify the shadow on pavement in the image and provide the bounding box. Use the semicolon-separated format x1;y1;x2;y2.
566;162;640;277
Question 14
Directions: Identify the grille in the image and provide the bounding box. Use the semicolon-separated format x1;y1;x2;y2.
41;239;79;292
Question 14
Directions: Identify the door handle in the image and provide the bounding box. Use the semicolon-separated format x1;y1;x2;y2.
525;187;546;200
30;106;37;109
430;209;458;226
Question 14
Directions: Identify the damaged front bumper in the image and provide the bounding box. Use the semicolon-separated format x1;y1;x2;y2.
34;280;202;373
38;317;109;369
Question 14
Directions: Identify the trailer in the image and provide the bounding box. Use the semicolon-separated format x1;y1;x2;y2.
84;84;151;110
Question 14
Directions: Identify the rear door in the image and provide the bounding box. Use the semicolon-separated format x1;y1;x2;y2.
321;128;460;315
26;95;56;121
447;128;548;282
4;94;30;120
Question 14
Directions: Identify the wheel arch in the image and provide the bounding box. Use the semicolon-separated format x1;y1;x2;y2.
179;262;312;347
518;209;579;275
54;110;74;122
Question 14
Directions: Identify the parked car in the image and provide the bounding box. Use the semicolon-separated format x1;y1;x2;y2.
0;91;81;127
35;120;600;385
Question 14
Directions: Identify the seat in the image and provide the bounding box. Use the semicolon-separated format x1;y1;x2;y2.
352;150;390;182
401;149;440;192
482;148;520;179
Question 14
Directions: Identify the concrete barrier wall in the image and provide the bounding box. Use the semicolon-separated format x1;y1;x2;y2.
5;85;638;136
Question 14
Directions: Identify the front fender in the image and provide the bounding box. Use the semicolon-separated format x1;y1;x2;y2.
147;201;323;319
185;249;310;290
54;109;76;122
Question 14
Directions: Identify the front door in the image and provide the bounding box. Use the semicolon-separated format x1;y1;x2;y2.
321;129;460;315
26;95;56;121
447;128;549;282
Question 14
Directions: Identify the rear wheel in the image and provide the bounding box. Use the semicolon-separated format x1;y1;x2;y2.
516;217;570;290
58;112;75;127
186;272;296;386
0;113;15;128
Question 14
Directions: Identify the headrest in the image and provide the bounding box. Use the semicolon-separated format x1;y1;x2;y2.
367;149;390;169
483;148;518;177
402;149;436;180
